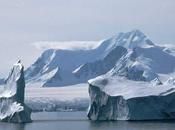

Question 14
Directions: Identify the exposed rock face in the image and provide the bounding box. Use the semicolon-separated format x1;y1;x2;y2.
0;61;32;123
74;46;127;82
87;76;175;121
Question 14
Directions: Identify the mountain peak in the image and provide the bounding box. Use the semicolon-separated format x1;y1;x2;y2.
110;30;155;50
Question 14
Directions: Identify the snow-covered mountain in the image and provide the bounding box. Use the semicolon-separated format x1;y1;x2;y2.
25;42;108;86
25;30;175;87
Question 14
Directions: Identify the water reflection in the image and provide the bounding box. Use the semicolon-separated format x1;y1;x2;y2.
89;120;175;130
0;112;175;130
0;122;25;130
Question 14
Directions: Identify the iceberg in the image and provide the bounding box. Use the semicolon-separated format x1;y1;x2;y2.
87;76;175;121
0;61;32;123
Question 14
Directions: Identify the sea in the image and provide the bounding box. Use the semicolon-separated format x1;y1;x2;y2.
0;111;175;130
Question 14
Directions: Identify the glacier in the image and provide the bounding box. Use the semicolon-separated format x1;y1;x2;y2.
25;83;89;112
0;61;32;123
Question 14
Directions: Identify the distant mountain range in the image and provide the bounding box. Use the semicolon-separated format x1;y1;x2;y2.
25;30;175;87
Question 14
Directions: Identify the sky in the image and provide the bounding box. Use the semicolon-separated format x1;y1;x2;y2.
0;0;175;77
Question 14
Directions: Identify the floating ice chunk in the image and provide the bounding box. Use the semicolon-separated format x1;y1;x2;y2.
88;75;175;121
0;61;32;123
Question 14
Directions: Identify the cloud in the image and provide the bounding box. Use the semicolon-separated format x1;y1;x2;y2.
161;44;175;48
32;41;102;50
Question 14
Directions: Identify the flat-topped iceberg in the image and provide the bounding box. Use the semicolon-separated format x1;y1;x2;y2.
87;76;175;121
0;61;32;123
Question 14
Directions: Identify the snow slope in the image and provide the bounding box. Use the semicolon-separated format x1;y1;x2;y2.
25;42;106;86
26;30;171;87
107;46;175;82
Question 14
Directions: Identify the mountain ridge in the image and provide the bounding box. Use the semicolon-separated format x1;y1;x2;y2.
25;30;175;87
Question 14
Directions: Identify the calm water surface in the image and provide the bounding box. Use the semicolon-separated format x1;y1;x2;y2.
0;112;175;130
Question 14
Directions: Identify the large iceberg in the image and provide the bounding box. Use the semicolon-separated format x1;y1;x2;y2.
0;61;32;123
87;75;175;121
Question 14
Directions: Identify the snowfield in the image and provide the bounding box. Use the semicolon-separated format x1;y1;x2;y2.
25;84;89;112
89;76;175;99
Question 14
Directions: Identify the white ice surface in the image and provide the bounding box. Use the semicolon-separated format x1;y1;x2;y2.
25;83;89;111
25;83;88;100
1;73;89;112
0;102;23;120
88;76;175;100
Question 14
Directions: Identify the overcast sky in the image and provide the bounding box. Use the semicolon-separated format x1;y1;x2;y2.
0;0;175;77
